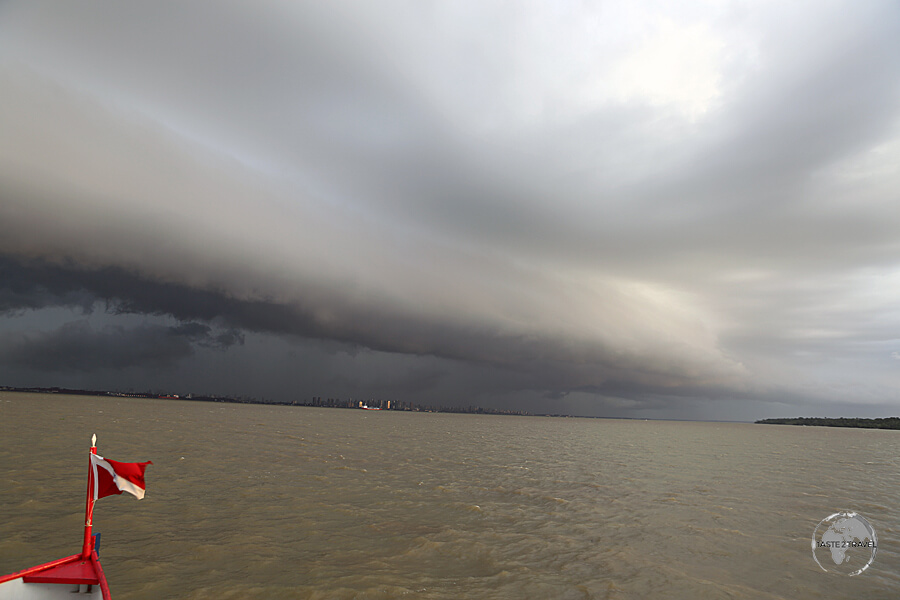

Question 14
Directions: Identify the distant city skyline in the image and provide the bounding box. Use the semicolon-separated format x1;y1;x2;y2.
2;1;900;420
0;386;534;417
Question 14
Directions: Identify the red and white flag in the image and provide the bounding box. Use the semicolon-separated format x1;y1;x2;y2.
90;454;152;500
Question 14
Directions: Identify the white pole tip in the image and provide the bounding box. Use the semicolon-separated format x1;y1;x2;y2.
91;434;97;446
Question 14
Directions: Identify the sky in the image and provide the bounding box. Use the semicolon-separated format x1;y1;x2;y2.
1;1;899;420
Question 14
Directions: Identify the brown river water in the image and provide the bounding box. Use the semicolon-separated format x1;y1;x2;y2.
1;392;899;599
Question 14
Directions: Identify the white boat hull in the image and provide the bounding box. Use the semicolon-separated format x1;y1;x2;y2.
0;578;104;599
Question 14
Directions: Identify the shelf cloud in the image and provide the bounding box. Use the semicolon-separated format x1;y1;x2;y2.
1;1;899;418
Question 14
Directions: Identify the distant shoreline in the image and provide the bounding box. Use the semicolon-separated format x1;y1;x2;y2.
0;385;745;422
0;384;531;416
756;417;900;430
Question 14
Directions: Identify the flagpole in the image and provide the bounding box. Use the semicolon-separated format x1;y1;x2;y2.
81;434;97;560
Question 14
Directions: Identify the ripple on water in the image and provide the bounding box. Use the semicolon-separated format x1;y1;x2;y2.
2;396;900;599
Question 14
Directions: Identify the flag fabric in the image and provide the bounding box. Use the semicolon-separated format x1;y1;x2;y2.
90;454;152;500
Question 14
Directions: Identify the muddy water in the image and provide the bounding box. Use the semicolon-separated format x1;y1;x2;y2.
1;392;898;598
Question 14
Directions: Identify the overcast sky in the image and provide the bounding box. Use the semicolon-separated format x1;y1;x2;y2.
1;1;899;420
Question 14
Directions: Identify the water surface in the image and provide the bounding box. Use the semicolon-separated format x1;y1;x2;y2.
1;392;898;598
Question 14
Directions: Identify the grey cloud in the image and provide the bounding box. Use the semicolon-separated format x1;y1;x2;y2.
0;254;739;396
0;318;242;372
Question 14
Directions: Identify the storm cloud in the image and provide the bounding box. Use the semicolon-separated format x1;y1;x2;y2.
0;318;243;372
1;1;899;417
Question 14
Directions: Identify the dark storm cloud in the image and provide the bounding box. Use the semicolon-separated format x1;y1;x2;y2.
0;318;242;372
0;254;736;394
1;1;900;415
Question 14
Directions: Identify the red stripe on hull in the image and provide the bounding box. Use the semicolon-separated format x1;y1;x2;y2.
1;550;110;597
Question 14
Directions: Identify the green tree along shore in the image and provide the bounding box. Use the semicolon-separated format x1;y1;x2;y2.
756;417;900;430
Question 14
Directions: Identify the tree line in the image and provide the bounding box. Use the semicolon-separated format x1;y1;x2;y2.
756;417;900;430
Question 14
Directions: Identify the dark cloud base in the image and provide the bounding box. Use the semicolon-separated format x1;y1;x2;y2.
1;319;242;372
0;252;886;420
0;254;740;394
0;254;325;337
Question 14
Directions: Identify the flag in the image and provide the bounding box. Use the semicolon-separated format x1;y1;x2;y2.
90;454;152;500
